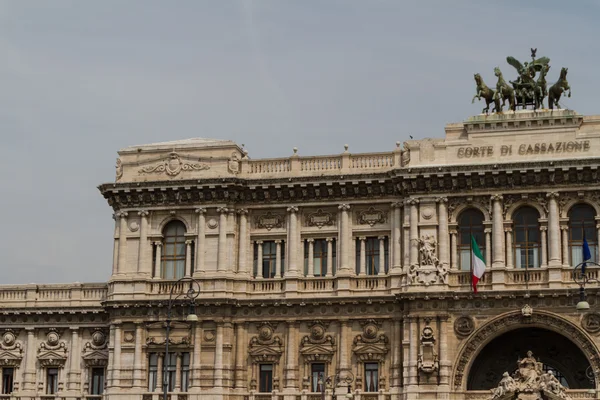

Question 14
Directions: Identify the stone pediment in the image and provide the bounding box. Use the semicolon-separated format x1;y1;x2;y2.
82;349;109;367
248;322;283;364
38;349;68;367
0;349;23;367
0;329;23;367
353;320;389;362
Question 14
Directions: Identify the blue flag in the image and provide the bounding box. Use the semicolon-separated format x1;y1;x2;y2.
583;233;592;274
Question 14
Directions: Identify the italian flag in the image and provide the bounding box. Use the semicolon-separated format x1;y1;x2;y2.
471;235;486;293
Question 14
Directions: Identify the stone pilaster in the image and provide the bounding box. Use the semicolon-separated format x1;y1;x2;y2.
234;322;247;389
214;321;224;387
113;323;122;386
338;204;352;274
133;322;145;388
237;209;249;275
284;321;298;389
67;327;81;391
547;192;561;266
491;195;505;267
286;206;300;277
392;202;403;272
117;211;128;275
437;197;449;267
137;210;150;276
190;321;202;390
409;199;419;267
217;207;228;273
194;208;207;275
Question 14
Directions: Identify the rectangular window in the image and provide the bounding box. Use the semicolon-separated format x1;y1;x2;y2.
311;363;325;392
2;368;14;394
305;240;331;277
148;353;158;392
259;364;273;393
166;352;177;391
90;367;105;395
46;368;59;395
364;363;379;392
181;353;191;392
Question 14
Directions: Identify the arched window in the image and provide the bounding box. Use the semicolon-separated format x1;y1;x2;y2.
569;204;597;266
458;209;486;271
162;220;187;279
513;207;540;269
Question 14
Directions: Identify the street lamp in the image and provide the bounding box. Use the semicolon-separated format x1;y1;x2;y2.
163;277;201;400
319;371;354;400
572;261;600;311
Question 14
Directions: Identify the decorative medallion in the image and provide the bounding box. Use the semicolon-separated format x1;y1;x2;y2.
421;206;434;220
353;320;389;362
454;316;475;337
521;304;533;317
115;158;123;181
203;330;215;343
582;313;600;334
305;209;335;228
357;207;386;227
89;329;108;348
138;152;210;177
207;218;219;229
129;221;139;232
123;331;135;343
300;321;335;372
0;329;23;367
83;329;109;367
255;212;284;231
38;329;67;368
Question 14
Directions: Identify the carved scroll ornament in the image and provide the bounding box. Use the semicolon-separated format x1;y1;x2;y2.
138;152;210;177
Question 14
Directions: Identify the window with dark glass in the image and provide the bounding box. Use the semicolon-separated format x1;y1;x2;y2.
1;367;14;394
569;204;597;266
260;241;278;278
364;363;379;392
304;240;334;277
148;353;158;392
355;237;389;275
259;364;273;392
311;363;325;392
90;367;105;395
166;352;177;391
513;207;541;269
46;368;59;395
162;221;187;279
181;353;191;392
458;209;486;271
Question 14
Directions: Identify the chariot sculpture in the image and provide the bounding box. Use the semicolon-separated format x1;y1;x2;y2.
473;48;571;113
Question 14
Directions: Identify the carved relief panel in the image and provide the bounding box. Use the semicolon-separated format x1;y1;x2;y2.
355;207;387;227
38;329;68;368
0;329;23;368
300;321;336;390
304;209;336;229
352;320;389;390
253;211;286;231
417;319;439;384
82;329;109;368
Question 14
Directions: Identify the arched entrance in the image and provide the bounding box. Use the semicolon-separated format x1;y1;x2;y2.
452;310;600;391
467;327;592;390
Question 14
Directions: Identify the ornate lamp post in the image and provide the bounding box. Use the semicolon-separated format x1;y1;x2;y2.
163;277;200;400
319;371;354;400
572;261;600;311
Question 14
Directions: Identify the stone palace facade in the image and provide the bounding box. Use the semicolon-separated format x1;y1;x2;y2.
2;110;600;400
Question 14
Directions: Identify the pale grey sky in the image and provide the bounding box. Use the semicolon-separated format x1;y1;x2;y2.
1;0;598;284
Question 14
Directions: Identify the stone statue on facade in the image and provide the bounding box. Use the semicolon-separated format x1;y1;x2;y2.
489;350;571;400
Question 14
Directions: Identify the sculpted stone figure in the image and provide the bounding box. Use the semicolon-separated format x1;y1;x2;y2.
418;235;438;266
491;372;516;399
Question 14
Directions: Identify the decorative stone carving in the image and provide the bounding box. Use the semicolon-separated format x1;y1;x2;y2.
129;221;139;232
521;304;533;317
489;351;571;400
203;330;215;343
305;209;336;228
255;212;285;231
582;313;600;334
418;320;439;376
421;206;434;220
207;218;219;229
38;328;68;368
401;142;410;167
352;320;389;362
228;151;241;174
82;329;109;367
123;331;135;343
454;316;475;337
0;329;23;367
115;158;123;181
248;322;283;391
145;322;191;347
138;152;210;177
410;235;448;286
357;207;386;227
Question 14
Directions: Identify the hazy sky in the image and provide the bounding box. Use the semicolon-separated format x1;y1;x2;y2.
1;0;598;284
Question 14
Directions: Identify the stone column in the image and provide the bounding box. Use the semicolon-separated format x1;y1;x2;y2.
175;353;182;391
439;317;449;385
190;321;202;389
112;214;119;276
505;228;514;268
156;353;164;393
117;211;128;275
485;228;492;267
214;321;224;387
391;318;402;387
237;209;249;275
392;202;403;272
562;226;570;266
113;324;122;386
540;226;548;267
154;242;163;278
547;192;561;266
275;240;283;278
403;206;410;269
234;322;247;388
67;328;80;391
133;323;144;388
284;321;298;389
491;195;505;267
137;210;150;275
23;328;36;391
437;197;449;267
402;319;410;387
409;318;418;385
450;230;457;270
326;238;334;277
256;241;264;278
287;206;300;276
194;208;206;275
217;207;228;273
338;320;350;375
338;204;352;273
307;239;315;276
378;236;386;275
409;199;419;266
359;237;366;276
185;240;193;277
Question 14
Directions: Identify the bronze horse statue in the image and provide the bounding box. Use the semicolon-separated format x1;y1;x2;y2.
548;67;571;110
493;67;515;111
535;64;550;109
472;73;500;114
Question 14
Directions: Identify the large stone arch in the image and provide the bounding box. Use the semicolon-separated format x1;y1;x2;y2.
505;200;547;220
452;309;600;391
